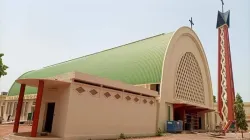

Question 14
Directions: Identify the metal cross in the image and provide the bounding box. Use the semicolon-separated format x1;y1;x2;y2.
221;0;224;13
189;17;194;29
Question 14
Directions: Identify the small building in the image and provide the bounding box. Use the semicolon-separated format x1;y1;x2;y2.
1;92;8;95
2;27;220;139
0;95;7;119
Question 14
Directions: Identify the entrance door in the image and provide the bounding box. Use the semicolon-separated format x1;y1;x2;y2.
44;103;55;133
199;117;202;129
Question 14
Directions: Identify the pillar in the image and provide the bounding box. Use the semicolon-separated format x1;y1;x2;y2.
31;80;44;137
10;102;14;117
3;101;8;120
21;102;26;120
0;101;2;117
13;84;26;133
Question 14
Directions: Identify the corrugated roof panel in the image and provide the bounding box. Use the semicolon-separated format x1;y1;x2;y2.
8;32;174;96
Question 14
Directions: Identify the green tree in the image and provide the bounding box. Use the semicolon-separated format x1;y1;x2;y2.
0;53;8;77
213;95;216;103
234;93;248;138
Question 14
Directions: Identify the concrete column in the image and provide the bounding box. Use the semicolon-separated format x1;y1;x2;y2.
21;101;26;120
10;102;14;117
3;101;8;120
31;80;44;137
0;101;2;117
13;84;26;133
26;100;33;114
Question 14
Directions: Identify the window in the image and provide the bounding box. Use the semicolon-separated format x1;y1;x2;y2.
150;84;160;94
156;84;160;93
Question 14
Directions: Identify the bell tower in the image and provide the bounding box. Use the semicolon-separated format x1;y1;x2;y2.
216;0;235;133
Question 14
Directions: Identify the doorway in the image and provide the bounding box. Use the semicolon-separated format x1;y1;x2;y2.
198;117;202;129
44;103;55;133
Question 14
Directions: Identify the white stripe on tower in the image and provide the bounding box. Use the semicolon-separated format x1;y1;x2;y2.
220;26;228;125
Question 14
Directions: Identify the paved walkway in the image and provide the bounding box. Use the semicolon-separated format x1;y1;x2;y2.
126;133;250;140
0;125;249;140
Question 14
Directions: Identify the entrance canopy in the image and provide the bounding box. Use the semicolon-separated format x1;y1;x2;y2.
13;78;70;137
16;78;70;88
173;103;214;113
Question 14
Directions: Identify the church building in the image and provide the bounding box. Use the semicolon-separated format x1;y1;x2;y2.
1;26;216;139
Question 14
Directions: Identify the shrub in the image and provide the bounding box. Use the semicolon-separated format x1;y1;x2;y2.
156;128;164;136
119;133;125;139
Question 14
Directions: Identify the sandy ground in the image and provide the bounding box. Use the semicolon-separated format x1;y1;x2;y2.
0;125;249;140
0;124;31;139
126;133;250;140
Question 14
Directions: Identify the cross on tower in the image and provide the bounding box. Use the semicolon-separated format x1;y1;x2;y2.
189;17;194;29
221;0;224;13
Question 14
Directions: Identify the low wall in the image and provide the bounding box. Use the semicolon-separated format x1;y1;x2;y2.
63;83;157;139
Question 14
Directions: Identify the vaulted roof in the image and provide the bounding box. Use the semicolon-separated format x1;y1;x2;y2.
8;32;174;96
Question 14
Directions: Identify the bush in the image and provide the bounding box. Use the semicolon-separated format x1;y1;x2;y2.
119;133;125;139
156;128;164;136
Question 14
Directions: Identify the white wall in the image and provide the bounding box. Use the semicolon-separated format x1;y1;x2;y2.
38;86;70;137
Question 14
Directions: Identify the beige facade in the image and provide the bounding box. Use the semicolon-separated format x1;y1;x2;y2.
11;72;158;139
157;27;214;131
246;103;250;130
0;94;36;122
0;95;7;119
1;27;242;139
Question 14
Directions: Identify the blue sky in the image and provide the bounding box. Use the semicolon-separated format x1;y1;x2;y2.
0;0;249;101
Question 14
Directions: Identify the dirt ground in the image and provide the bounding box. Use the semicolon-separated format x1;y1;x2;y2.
126;133;250;140
0;124;249;140
0;124;31;139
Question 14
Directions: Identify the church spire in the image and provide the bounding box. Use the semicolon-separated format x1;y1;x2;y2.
216;0;230;28
216;0;235;135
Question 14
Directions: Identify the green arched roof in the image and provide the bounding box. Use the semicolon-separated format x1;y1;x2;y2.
8;32;174;96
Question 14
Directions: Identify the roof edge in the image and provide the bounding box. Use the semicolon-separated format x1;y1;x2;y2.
158;27;179;99
8;70;35;96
